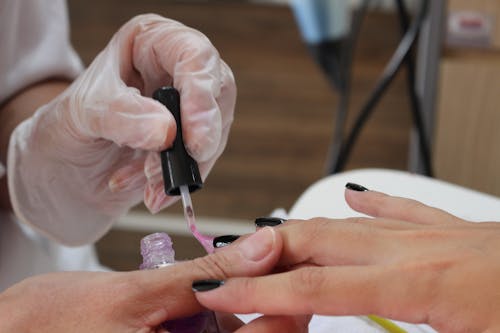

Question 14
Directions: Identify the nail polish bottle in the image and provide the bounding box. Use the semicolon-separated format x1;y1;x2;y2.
140;232;220;333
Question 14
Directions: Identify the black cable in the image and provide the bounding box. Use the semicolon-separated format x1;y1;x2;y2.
325;0;370;174
331;0;430;174
395;0;433;176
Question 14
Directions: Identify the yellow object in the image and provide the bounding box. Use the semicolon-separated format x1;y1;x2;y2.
367;315;408;333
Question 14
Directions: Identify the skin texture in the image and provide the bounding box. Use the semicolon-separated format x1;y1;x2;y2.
196;189;500;333
0;227;285;333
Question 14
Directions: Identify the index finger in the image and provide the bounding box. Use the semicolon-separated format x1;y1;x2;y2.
131;15;228;162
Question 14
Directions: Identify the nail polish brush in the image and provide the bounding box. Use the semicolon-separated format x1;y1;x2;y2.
153;86;214;253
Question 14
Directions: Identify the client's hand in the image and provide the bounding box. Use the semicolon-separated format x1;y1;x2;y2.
0;227;277;333
195;185;500;333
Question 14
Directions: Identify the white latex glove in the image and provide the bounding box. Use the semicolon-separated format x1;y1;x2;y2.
7;14;236;246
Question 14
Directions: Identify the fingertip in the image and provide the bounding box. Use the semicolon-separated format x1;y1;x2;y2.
144;152;163;181
108;160;147;193
146;98;177;151
193;229;282;292
344;182;375;203
344;186;362;209
223;227;282;270
183;113;221;162
127;93;176;150
344;185;393;218
192;277;239;312
345;182;369;192
144;181;178;214
192;279;225;293
178;87;222;162
144;183;163;214
102;92;177;151
108;175;122;193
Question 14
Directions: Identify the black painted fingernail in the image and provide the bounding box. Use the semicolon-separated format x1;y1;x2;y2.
255;217;286;228
192;279;224;292
213;235;240;248
345;182;369;192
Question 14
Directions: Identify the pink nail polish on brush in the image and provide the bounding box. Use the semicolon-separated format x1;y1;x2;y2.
153;86;214;253
143;87;219;332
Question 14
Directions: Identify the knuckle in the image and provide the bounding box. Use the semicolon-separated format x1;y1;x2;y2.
114;273;147;302
133;13;161;23
124;14;165;32
292;267;326;299
300;218;331;243
402;228;447;242
239;278;258;310
181;33;217;62
397;197;423;215
345;216;371;225
191;253;234;280
396;257;455;309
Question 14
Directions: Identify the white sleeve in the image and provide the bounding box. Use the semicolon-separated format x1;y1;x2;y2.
0;0;83;103
0;0;83;237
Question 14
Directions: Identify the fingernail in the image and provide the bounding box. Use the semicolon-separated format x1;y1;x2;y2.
151;185;169;214
145;185;165;214
255;217;286;228
238;227;275;262
213;235;240;249
108;172;143;193
192;279;224;292
345;182;369;192
108;178;120;192
144;154;161;179
144;166;161;180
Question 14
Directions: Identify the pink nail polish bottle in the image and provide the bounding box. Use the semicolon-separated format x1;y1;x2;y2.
140;232;220;333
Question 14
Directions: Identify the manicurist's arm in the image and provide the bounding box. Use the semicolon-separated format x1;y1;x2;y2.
0;80;70;211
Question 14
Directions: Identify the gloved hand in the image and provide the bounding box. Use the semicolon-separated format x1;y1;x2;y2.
7;14;236;245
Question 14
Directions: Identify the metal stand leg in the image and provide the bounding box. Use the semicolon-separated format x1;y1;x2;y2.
410;0;446;174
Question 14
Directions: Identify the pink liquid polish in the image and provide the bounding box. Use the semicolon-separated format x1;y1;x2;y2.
179;185;215;254
140;232;220;333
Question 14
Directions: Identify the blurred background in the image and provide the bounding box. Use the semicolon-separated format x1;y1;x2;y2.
66;0;500;270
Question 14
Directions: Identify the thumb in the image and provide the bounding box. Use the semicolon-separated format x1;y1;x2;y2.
78;87;177;151
127;227;282;327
